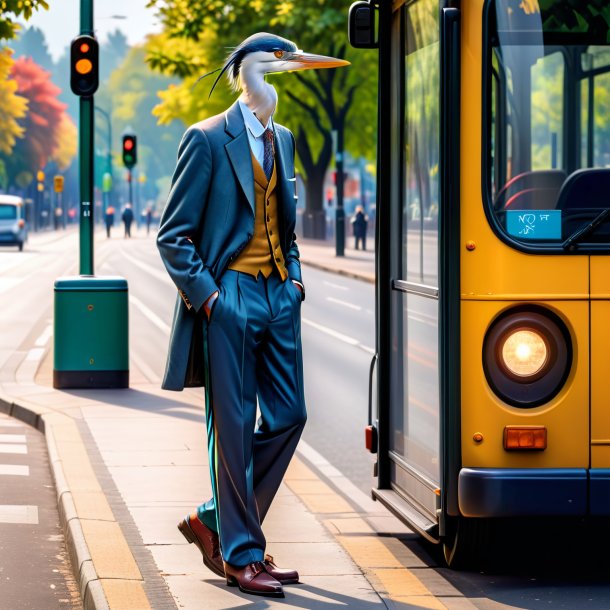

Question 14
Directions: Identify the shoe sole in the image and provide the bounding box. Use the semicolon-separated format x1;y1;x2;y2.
177;517;225;578
226;577;285;598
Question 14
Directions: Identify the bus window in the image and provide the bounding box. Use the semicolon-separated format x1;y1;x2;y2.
486;0;610;249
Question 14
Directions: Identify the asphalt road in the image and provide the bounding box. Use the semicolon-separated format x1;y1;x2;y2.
5;228;610;609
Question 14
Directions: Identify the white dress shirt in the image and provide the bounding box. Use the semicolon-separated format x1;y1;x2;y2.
238;100;273;168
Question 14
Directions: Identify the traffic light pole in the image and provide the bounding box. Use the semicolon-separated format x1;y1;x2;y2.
79;0;94;275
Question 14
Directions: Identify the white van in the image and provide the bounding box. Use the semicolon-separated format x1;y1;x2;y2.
0;195;27;251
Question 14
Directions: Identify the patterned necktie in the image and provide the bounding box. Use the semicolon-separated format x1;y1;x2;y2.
263;128;274;181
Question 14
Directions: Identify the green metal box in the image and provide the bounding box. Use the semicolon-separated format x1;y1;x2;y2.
54;276;129;388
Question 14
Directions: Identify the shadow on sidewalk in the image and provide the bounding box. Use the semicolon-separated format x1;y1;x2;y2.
61;387;204;423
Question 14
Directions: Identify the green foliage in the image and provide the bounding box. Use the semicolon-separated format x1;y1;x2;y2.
95;43;184;203
146;0;378;215
0;0;49;41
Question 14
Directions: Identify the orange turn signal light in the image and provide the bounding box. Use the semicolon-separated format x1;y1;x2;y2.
504;426;547;451
76;58;93;75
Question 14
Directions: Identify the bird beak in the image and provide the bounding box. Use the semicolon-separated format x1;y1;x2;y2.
285;52;350;71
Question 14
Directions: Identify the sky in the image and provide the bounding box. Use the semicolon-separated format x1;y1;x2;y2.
27;0;162;61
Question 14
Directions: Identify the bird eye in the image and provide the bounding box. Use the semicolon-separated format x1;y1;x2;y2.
274;50;284;59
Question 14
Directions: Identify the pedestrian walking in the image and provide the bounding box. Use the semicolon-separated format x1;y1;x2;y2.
145;206;153;235
157;33;348;598
351;204;369;250
105;206;115;238
121;203;133;238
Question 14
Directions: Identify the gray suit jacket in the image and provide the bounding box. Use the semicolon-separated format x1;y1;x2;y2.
157;101;302;391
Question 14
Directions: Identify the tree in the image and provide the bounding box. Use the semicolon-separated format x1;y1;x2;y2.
1;57;71;187
8;26;53;72
0;0;49;42
147;0;377;237
0;48;27;188
100;29;130;83
94;43;184;205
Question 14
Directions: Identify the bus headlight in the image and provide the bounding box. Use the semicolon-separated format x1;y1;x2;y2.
483;307;571;408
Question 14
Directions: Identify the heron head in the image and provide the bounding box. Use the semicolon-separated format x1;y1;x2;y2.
213;32;350;93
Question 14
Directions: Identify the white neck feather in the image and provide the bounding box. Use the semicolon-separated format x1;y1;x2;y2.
238;64;277;127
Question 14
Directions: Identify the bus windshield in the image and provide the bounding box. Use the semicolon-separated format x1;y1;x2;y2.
486;0;610;249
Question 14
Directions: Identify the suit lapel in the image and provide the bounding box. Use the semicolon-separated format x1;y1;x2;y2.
225;102;255;214
273;128;293;220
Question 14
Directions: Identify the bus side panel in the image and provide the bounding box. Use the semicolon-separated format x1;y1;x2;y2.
591;299;610;469
460;300;589;469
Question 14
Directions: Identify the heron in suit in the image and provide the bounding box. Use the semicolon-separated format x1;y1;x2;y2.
157;33;348;598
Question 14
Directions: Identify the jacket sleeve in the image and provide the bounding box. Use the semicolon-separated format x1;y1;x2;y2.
284;130;304;294
157;126;218;313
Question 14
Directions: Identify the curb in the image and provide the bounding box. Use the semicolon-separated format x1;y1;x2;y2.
0;394;110;610
300;258;375;284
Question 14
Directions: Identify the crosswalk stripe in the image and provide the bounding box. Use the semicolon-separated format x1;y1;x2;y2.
0;465;29;476
0;434;27;443
0;445;27;454
0;505;39;524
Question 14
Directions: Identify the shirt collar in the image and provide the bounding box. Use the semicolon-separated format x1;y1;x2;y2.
238;100;272;139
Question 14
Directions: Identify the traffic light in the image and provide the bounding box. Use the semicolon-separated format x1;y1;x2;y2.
122;135;137;169
70;35;99;97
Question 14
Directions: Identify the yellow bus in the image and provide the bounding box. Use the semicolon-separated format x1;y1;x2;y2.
349;0;610;565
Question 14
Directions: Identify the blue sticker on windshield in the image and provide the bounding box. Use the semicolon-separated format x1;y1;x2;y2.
506;210;562;240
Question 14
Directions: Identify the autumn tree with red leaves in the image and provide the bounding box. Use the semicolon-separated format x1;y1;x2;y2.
2;56;75;187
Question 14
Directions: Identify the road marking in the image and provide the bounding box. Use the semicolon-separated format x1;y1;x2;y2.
120;247;173;286
34;325;53;347
302;317;375;356
322;280;349;291
297;440;378;514
129;295;172;335
0;434;26;443
0;445;27;454
326;296;362;311
0;421;23;428
0;465;29;476
16;347;46;384
0;505;39;524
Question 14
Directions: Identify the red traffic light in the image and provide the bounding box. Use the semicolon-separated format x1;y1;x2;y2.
70;35;98;96
124;139;134;151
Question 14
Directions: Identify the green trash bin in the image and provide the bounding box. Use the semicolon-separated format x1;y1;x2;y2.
54;276;129;388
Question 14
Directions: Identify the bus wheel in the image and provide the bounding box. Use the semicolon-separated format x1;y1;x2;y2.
442;517;491;569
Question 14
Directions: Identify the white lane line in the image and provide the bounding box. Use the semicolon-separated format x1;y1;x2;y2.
16;347;46;384
34;325;53;347
0;445;27;454
0;465;29;476
0;435;26;443
120;248;173;286
129;295;172;335
322;280;349;291
302;317;375;356
297;440;378;514
326;296;362;311
0;505;39;524
0;421;23;428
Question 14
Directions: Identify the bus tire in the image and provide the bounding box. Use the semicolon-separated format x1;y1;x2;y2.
442;517;491;569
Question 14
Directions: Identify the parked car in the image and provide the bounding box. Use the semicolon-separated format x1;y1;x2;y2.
0;195;27;251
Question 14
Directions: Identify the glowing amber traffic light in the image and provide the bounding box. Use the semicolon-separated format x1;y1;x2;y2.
76;59;93;74
70;35;99;96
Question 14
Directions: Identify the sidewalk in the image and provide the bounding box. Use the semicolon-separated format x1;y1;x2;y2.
0;241;477;610
298;238;375;284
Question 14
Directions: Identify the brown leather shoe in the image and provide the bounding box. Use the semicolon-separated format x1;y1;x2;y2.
264;554;299;584
224;560;284;598
177;513;224;577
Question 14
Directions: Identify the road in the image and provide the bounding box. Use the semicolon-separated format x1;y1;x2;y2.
4;228;610;609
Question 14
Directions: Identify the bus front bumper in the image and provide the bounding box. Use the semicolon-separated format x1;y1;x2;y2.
459;468;610;517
